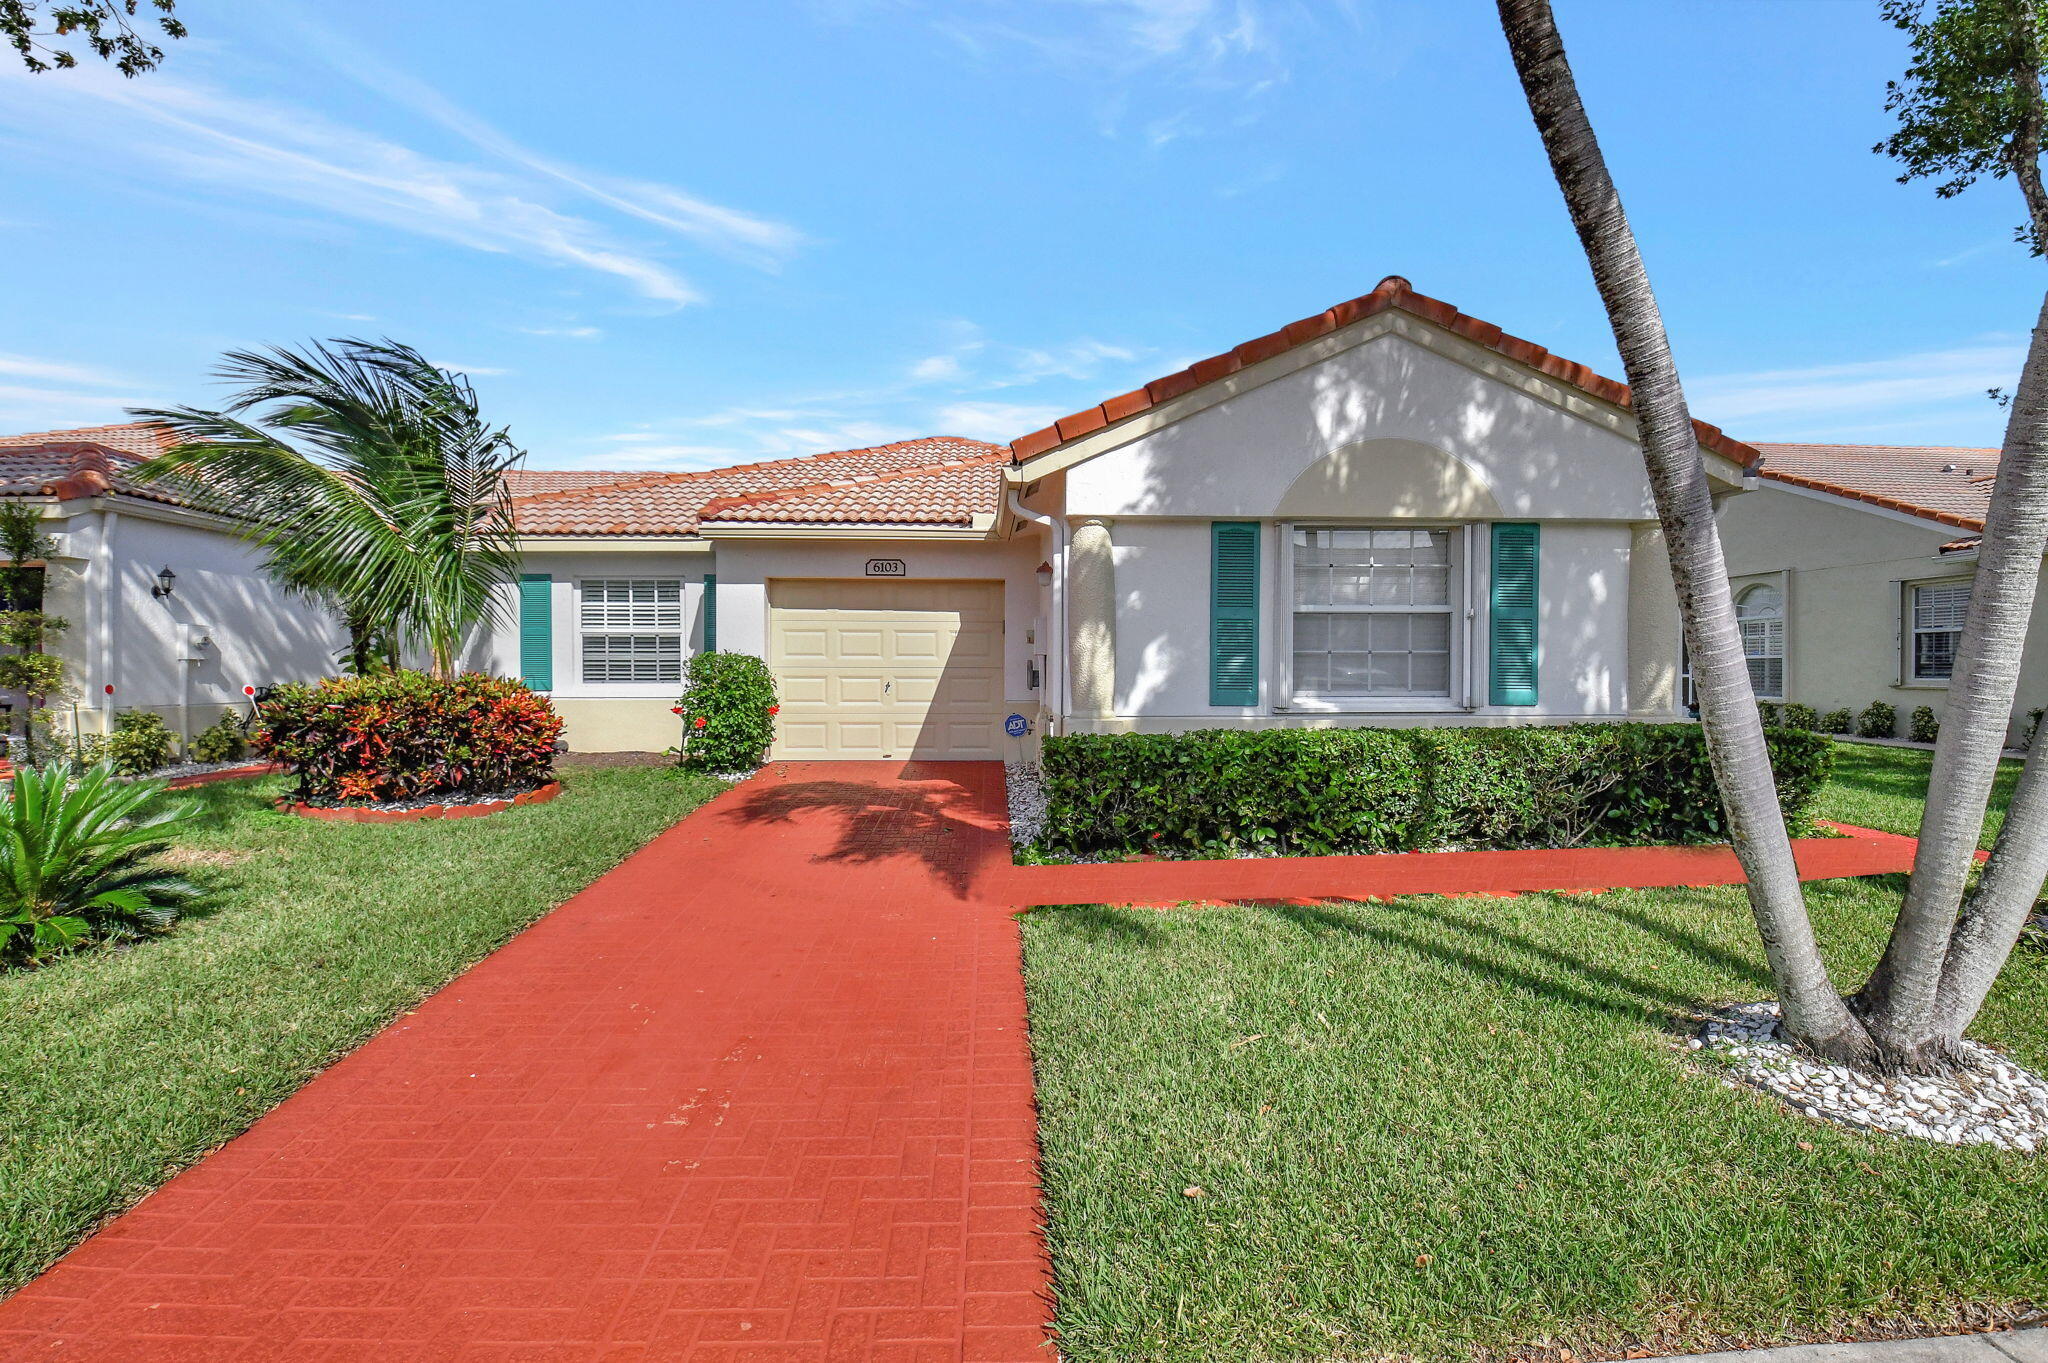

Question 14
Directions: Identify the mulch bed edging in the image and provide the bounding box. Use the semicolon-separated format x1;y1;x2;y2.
277;781;563;824
163;762;287;789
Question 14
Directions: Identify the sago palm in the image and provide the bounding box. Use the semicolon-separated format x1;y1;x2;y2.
131;338;524;677
0;763;199;964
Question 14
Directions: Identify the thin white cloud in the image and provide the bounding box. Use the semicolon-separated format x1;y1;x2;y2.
1689;343;2025;429
0;352;132;388
0;383;155;431
519;325;604;340
909;354;964;382
933;400;1061;441
280;10;805;270
430;361;511;377
0;66;712;306
550;326;1150;468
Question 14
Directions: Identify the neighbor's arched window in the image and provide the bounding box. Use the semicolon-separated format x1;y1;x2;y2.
1736;583;1785;700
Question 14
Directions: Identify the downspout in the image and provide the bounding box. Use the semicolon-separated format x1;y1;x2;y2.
1005;485;1066;735
96;508;118;731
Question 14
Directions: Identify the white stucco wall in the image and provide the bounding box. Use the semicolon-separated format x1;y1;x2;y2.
464;546;710;752
1718;482;2048;742
1064;331;1660;522
38;502;345;741
1090;517;1635;729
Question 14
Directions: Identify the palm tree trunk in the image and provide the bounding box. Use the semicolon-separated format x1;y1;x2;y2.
1936;728;2048;1031
1496;0;1871;1062
1855;20;2048;1064
1869;284;2048;1055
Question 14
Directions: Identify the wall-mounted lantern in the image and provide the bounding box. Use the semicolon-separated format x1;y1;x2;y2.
1035;561;1053;587
151;566;177;600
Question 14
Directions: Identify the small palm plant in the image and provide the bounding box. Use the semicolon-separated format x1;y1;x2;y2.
0;763;200;964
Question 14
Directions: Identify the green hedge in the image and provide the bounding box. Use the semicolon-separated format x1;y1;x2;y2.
1036;723;1834;859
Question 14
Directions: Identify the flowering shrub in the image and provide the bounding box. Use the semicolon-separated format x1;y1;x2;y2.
254;670;562;804
674;652;777;772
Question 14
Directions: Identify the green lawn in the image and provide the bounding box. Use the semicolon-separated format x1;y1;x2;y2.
1814;740;2023;847
1024;744;2048;1363
0;764;722;1296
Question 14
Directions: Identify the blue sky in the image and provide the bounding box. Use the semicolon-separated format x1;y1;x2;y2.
0;0;2036;470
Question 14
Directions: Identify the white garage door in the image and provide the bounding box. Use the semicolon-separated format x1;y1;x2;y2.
768;579;1005;760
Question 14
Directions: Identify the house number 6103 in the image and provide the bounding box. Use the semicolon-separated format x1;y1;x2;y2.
865;559;907;577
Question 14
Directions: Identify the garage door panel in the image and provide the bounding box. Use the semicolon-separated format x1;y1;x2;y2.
781;675;830;705
768;579;1004;760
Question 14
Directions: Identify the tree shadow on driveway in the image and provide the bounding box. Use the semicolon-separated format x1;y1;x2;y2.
724;777;1005;900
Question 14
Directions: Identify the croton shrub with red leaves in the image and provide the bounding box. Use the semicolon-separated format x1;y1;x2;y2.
254;670;564;804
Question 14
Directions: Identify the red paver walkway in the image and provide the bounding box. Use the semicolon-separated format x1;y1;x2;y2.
0;761;1049;1363
985;820;1921;908
0;761;1925;1362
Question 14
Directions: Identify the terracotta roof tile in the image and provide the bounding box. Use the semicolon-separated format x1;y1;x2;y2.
1006;275;1764;469
0;421;178;459
697;450;1009;528
0;425;197;507
511;436;1005;536
1753;442;1999;531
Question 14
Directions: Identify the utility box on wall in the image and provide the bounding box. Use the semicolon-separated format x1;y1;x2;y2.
178;625;215;662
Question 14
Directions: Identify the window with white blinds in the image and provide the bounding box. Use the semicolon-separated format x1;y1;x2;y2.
1291;528;1455;699
580;578;683;684
1736;583;1785;699
1911;580;1971;682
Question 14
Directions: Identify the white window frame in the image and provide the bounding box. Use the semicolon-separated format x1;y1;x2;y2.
576;577;686;689
1277;522;1473;713
1903;577;1972;687
1734;580;1786;701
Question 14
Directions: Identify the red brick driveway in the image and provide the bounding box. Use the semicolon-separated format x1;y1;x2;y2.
0;761;1049;1362
0;759;1922;1362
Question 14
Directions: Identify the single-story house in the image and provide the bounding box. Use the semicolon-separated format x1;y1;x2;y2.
0;422;344;743
472;275;1765;758
1717;441;2042;742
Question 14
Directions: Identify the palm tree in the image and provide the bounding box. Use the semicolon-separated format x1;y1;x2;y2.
1494;0;2048;1071
130;339;524;678
1495;0;1868;1063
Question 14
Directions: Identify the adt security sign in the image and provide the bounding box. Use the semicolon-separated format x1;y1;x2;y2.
1004;713;1030;738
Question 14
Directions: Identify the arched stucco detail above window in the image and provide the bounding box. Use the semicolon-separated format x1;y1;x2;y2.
1273;438;1504;521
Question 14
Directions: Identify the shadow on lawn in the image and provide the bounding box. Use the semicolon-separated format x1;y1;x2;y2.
1262;895;1727;1026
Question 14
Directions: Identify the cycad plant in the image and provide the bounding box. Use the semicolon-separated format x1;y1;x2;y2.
0;763;199;964
131;338;524;676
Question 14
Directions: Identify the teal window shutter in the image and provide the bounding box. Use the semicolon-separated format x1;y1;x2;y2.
1489;523;1540;706
518;574;552;690
1210;521;1260;706
703;573;717;653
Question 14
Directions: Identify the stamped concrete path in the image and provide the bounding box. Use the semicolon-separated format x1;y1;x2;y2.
0;761;1924;1362
0;762;1049;1362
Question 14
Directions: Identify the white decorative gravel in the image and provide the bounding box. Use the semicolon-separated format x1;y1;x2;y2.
1004;761;1047;851
1693;1000;2048;1153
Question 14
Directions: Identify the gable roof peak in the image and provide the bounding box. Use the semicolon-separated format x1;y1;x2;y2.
1007;276;1762;470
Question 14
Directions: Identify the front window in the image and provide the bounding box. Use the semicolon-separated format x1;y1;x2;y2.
1911;580;1970;682
1291;527;1453;700
580;578;684;684
1736;583;1784;699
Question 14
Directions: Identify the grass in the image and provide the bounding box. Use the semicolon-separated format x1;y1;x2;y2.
1023;743;2048;1363
0;763;722;1296
1813;740;2023;847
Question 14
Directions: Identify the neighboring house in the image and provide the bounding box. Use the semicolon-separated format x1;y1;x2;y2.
474;275;1764;758
0;423;343;744
1717;441;2041;742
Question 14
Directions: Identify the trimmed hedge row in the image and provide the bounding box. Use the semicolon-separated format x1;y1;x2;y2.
1036;723;1834;859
